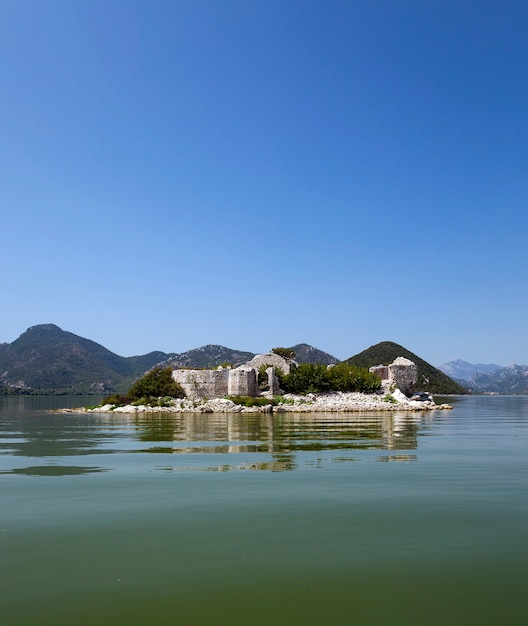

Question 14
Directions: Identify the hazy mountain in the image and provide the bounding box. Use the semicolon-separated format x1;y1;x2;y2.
438;359;502;381
437;359;528;393
287;343;339;365
466;365;528;394
346;341;467;395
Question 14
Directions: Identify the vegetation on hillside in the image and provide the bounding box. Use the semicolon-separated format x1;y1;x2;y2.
346;342;467;394
0;324;172;395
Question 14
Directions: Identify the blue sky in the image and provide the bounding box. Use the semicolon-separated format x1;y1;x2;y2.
1;0;527;366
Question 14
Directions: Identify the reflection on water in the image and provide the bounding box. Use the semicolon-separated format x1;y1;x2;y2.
1;465;108;476
0;403;432;474
126;411;424;471
1;396;527;626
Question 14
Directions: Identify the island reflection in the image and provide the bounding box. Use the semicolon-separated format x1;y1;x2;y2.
129;412;429;471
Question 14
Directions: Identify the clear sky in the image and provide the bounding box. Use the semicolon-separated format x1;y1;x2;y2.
1;0;527;366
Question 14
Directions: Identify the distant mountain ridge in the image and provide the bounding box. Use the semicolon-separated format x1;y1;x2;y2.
438;359;502;381
438;359;528;394
0;325;340;395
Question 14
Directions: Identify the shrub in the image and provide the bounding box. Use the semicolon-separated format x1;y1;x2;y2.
279;363;381;395
226;396;277;408
128;367;185;402
101;393;130;406
326;363;381;393
271;347;296;360
280;363;331;394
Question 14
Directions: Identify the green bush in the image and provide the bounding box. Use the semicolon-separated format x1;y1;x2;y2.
326;363;381;393
226;396;277;408
127;367;185;401
101;393;130;406
280;364;331;394
271;347;296;360
279;363;381;395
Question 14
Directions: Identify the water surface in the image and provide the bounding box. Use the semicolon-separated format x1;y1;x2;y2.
1;395;527;625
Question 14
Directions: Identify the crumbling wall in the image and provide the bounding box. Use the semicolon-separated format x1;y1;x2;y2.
172;368;230;399
228;368;258;397
370;357;417;397
243;353;296;375
389;357;417;396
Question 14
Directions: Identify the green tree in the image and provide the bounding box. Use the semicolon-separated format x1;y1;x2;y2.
279;363;381;395
271;347;296;361
326;363;381;393
128;367;185;401
280;364;330;394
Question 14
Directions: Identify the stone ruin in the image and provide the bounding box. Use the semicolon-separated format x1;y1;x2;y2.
369;357;417;397
172;352;294;399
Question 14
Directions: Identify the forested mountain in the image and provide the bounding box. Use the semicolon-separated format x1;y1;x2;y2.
346;341;467;395
0;324;171;394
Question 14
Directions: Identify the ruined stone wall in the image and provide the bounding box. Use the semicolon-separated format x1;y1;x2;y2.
243;353;296;375
172;366;259;398
172;368;230;399
369;365;389;381
227;368;257;397
370;357;417;397
388;357;417;396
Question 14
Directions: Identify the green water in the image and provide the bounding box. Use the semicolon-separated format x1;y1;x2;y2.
1;396;527;625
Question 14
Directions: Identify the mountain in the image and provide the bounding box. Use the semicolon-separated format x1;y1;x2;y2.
346;341;467;395
287;343;339;365
160;343;339;368
160;344;256;369
437;359;528;394
0;324;469;395
464;365;528;394
0;324;173;394
438;359;502;381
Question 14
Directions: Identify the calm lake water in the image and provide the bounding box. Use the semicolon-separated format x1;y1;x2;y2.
1;395;527;625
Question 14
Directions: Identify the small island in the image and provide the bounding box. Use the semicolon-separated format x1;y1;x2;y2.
62;349;452;414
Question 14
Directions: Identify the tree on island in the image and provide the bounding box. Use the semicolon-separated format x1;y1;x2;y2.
103;366;184;406
271;347;296;361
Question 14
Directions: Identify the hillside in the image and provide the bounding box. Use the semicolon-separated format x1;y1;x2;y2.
0;325;343;394
160;344;256;369
288;343;339;365
0;324;173;394
1;324;466;396
346;341;467;394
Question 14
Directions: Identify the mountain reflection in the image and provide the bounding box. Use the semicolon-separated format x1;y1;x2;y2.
132;412;424;471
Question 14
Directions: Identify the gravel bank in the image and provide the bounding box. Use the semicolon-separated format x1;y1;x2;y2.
58;390;452;414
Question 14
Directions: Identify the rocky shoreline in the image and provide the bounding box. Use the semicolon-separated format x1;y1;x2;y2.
58;390;452;415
